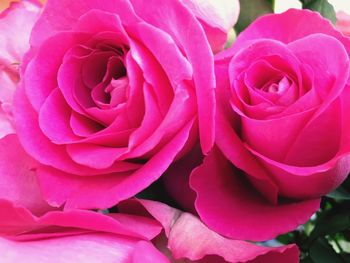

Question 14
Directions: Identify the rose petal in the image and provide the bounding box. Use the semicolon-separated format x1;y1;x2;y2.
190;148;320;241
37;119;195;209
130;0;215;152
0;135;51;215
234;9;350;58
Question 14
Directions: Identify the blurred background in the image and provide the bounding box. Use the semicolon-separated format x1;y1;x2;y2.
275;0;350;13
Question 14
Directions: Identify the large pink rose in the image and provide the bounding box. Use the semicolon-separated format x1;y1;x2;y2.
14;0;216;210
166;9;350;241
0;135;298;262
0;0;41;138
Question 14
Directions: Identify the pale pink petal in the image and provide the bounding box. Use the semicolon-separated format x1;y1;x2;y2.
0;135;50;215
336;11;350;37
121;199;300;263
180;0;239;31
180;0;239;52
0;234;137;263
0;0;40;64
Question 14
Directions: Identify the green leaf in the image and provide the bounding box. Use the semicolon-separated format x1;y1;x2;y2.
310;239;345;263
235;0;273;33
306;213;350;248
300;257;315;263
327;186;350;201
301;0;336;24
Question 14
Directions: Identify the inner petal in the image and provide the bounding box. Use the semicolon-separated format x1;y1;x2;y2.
261;76;291;93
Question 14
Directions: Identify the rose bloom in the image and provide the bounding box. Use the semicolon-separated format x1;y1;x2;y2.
166;9;350;241
0;134;298;263
12;0;238;210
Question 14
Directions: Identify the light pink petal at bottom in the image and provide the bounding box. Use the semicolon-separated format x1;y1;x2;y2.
130;200;300;263
132;241;170;263
0;135;51;215
0;233;138;263
190;148;320;241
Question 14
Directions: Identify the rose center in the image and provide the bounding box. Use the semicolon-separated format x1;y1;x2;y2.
261;76;290;94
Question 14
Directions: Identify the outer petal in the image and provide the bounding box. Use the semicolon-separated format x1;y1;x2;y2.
0;200;162;240
0;200;162;263
180;0;239;31
132;241;170;263
120;199;300;263
130;0;215;153
190;148;320;241
179;0;240;52
233;9;350;60
0;135;50;215
0;234;138;263
0;0;41;138
336;11;350;37
0;0;40;64
37;120;195;209
30;0;139;47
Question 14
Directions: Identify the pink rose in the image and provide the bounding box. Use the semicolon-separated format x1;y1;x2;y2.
166;9;350;241
0;0;41;138
14;0;216;209
0;135;299;262
336;11;350;37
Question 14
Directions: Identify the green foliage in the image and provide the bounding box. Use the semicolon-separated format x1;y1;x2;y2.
278;176;350;262
327;186;350;201
299;0;336;24
235;0;273;33
309;238;345;263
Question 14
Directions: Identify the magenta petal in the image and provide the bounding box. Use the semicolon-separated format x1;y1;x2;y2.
14;84;132;176
30;0;138;47
37;120;195;209
0;199;162;241
132;241;170;263
130;0;215;153
247;146;350;199
24;32;90;112
66;144;127;169
190;148;320;241
39;88;80;144
234;9;350;56
126;88;196;159
69;112;103;137
215;106;279;203
128;22;192;86
163;145;202;214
